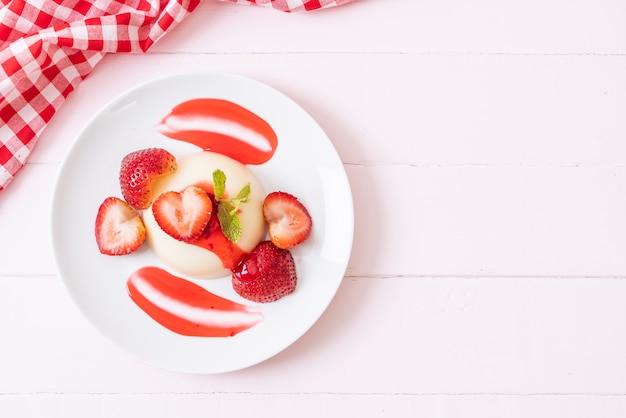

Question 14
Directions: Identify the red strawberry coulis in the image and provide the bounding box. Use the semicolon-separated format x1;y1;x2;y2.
184;180;247;271
127;266;263;337
157;98;278;165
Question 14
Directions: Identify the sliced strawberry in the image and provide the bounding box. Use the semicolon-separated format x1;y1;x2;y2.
95;197;146;255
262;191;312;249
119;148;177;210
152;186;213;242
232;241;297;303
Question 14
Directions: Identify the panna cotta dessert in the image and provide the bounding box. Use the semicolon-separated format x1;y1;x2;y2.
142;151;266;278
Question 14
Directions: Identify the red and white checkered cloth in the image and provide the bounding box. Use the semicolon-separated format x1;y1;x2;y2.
0;0;353;191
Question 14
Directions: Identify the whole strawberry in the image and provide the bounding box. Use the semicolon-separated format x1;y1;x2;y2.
232;241;297;303
119;148;177;210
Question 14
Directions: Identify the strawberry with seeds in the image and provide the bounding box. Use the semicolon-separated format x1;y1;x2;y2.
232;241;297;303
263;191;312;249
95;197;146;255
119;148;177;210
152;186;213;242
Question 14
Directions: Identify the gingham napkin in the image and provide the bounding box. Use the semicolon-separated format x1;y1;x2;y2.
0;0;353;191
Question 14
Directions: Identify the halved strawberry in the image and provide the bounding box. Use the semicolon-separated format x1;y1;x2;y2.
152;186;213;242
95;197;146;255
262;191;312;249
232;241;297;303
119;148;177;210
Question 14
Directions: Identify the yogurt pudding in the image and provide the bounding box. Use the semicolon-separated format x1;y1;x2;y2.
143;151;266;278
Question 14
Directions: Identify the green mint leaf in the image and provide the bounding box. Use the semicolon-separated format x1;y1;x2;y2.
212;169;226;200
233;183;251;203
217;201;242;243
212;170;249;243
228;213;242;243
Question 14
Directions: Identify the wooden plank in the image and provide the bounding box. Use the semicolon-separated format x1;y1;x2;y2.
4;160;625;277
29;53;626;167
1;276;625;395
347;164;626;277
153;0;626;54
1;393;625;418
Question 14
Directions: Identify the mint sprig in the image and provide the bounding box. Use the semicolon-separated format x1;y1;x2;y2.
212;169;251;243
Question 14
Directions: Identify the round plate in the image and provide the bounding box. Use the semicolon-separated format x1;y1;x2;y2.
51;72;354;374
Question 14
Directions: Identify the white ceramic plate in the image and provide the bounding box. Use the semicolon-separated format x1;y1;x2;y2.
51;72;353;374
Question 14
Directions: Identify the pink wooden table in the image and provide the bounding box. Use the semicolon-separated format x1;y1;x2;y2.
1;0;625;416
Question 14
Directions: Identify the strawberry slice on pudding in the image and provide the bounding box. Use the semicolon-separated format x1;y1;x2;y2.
152;186;213;243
